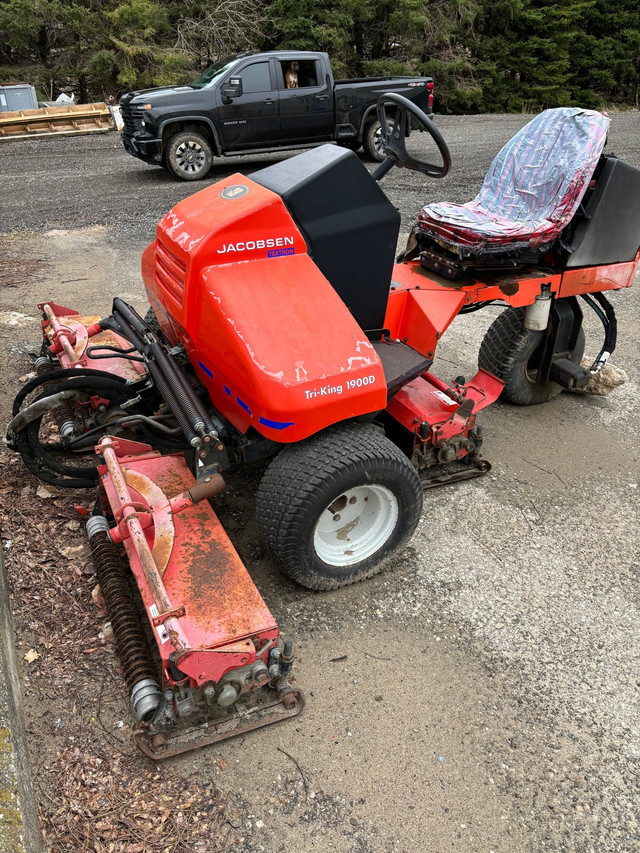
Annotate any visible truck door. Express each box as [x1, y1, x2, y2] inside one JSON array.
[[277, 58, 334, 143], [217, 59, 279, 149]]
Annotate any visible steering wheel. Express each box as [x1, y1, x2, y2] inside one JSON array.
[[375, 92, 451, 178]]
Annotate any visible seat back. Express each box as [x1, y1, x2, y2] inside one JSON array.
[[477, 107, 609, 232], [563, 155, 640, 267]]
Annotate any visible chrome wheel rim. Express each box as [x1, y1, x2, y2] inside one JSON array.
[[175, 140, 206, 174]]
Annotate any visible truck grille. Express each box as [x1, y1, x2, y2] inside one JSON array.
[[119, 104, 137, 135], [155, 242, 186, 305]]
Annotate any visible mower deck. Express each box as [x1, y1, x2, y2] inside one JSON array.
[[93, 438, 303, 758], [99, 446, 277, 671]]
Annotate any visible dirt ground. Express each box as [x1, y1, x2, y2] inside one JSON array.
[[1, 115, 639, 852]]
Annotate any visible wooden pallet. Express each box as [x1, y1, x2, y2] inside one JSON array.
[[0, 102, 114, 139]]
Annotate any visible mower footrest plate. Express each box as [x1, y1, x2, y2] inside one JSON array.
[[371, 339, 433, 399]]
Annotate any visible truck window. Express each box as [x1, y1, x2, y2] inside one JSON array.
[[239, 62, 272, 94], [191, 56, 237, 89], [279, 60, 320, 89]]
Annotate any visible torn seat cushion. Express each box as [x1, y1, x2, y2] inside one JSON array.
[[417, 108, 609, 257]]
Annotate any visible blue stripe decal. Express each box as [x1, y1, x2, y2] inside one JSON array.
[[224, 385, 232, 396], [259, 416, 295, 431], [236, 397, 252, 415], [198, 360, 214, 379]]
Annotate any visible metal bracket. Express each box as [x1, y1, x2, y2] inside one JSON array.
[[151, 606, 186, 627], [537, 296, 587, 387]]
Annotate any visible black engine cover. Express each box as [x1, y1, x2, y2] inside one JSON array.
[[252, 145, 401, 333]]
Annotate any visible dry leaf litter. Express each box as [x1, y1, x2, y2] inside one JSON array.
[[0, 443, 228, 852]]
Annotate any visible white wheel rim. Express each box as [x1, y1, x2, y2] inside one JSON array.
[[313, 484, 398, 567]]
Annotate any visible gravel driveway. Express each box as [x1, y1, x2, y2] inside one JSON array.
[[1, 113, 639, 853]]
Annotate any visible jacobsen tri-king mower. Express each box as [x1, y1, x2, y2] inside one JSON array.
[[8, 97, 640, 758]]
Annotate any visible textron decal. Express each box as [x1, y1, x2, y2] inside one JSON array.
[[268, 247, 295, 258]]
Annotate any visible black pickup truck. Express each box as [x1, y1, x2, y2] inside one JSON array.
[[119, 50, 433, 180]]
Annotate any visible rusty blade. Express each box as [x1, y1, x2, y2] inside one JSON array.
[[131, 689, 305, 760]]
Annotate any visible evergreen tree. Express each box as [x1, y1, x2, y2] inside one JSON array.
[[1, 0, 639, 109], [0, 0, 102, 99], [263, 0, 357, 73], [568, 0, 640, 107]]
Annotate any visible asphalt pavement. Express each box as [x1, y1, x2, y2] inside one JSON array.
[[1, 113, 639, 852]]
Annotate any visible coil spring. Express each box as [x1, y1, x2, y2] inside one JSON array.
[[89, 530, 157, 689], [35, 358, 77, 435]]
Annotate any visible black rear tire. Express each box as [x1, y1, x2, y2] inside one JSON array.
[[164, 131, 213, 181], [478, 306, 585, 405], [256, 422, 423, 590]]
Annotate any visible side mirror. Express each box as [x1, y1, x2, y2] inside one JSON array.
[[221, 77, 243, 104]]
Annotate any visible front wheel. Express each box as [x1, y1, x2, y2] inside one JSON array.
[[256, 423, 423, 589], [363, 120, 386, 162], [164, 131, 213, 181], [478, 307, 585, 405]]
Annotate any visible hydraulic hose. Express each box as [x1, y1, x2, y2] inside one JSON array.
[[581, 292, 617, 373], [7, 389, 88, 437], [109, 299, 218, 444], [11, 367, 128, 418], [113, 298, 217, 435], [105, 307, 199, 446], [65, 414, 185, 450], [11, 375, 137, 489]]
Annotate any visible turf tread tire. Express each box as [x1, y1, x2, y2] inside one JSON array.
[[256, 422, 423, 590], [478, 306, 585, 405]]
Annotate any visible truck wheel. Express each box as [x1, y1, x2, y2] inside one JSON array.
[[256, 422, 423, 590], [165, 131, 212, 181], [363, 120, 386, 162], [478, 307, 585, 405]]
